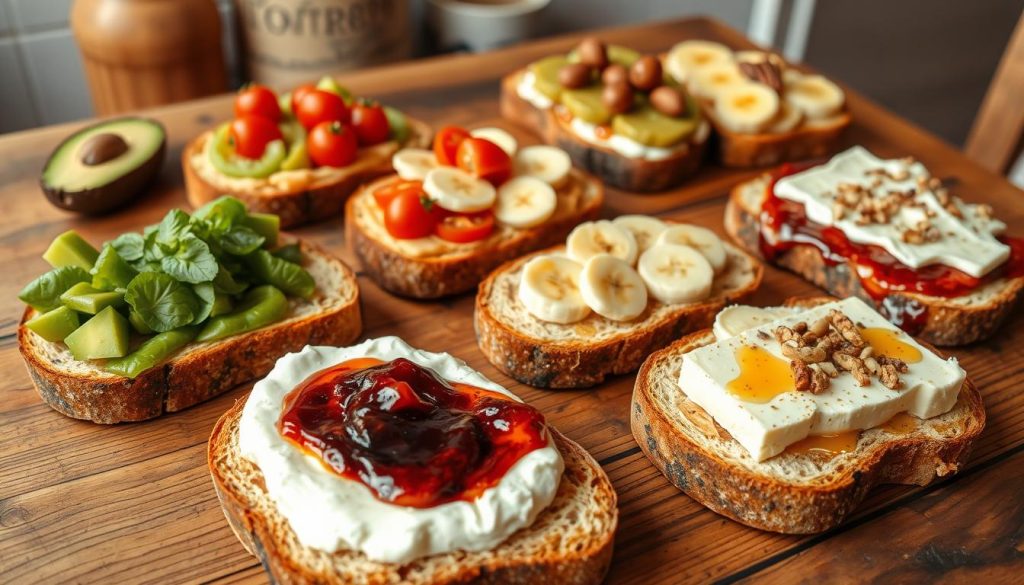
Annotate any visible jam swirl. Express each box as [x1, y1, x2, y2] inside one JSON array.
[[277, 357, 549, 508]]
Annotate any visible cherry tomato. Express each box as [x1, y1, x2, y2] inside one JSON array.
[[373, 179, 424, 209], [433, 126, 471, 166], [435, 210, 495, 243], [384, 191, 444, 239], [307, 121, 358, 168], [234, 84, 281, 122], [456, 137, 512, 185], [229, 115, 284, 159], [296, 89, 350, 130], [291, 83, 317, 116], [351, 101, 391, 146]]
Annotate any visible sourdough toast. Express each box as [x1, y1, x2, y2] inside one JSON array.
[[707, 111, 850, 168]]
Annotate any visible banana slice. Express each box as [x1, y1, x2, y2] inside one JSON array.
[[579, 255, 648, 321], [514, 145, 572, 188], [656, 224, 727, 274], [665, 40, 735, 83], [637, 243, 713, 305], [735, 50, 769, 64], [713, 305, 798, 340], [612, 215, 668, 254], [784, 73, 844, 120], [713, 82, 780, 134], [423, 167, 496, 213], [471, 127, 518, 156], [690, 62, 746, 100], [767, 101, 804, 133], [495, 176, 556, 229], [566, 220, 638, 265], [392, 148, 437, 181], [518, 255, 591, 324]]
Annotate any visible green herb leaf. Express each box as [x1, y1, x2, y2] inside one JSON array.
[[245, 249, 315, 299], [191, 282, 216, 324], [124, 272, 200, 332], [192, 196, 247, 234], [156, 209, 192, 247], [160, 235, 219, 284], [110, 233, 145, 262], [220, 225, 265, 256], [212, 263, 249, 295], [18, 266, 91, 311]]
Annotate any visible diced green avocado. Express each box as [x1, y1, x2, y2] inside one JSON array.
[[91, 244, 137, 291], [612, 105, 698, 148], [316, 76, 354, 105], [64, 306, 129, 360], [40, 117, 166, 215], [528, 56, 569, 102], [566, 45, 640, 68], [60, 281, 125, 314], [384, 106, 409, 144], [210, 293, 234, 317], [129, 309, 153, 335], [25, 306, 80, 342], [242, 213, 280, 248], [562, 86, 613, 125], [43, 230, 99, 270]]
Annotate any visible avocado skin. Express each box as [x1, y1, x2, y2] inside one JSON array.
[[40, 117, 167, 215]]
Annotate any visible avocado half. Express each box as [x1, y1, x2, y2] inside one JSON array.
[[41, 117, 167, 215]]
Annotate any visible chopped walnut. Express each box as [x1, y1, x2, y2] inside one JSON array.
[[738, 59, 783, 94]]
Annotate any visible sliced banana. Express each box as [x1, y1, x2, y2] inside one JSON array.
[[656, 224, 727, 274], [637, 243, 713, 305], [713, 82, 780, 134], [579, 255, 648, 321], [495, 176, 556, 229], [566, 220, 638, 266], [514, 145, 572, 188], [423, 166, 496, 213], [470, 127, 518, 156], [518, 255, 591, 324], [713, 305, 798, 340], [735, 50, 769, 64], [665, 40, 735, 83], [689, 62, 746, 100], [784, 73, 844, 120], [392, 148, 437, 181], [612, 215, 668, 254], [767, 101, 804, 134]]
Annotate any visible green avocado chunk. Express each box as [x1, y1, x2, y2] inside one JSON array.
[[104, 326, 199, 378], [43, 230, 100, 270], [528, 55, 569, 102], [562, 86, 613, 125], [60, 281, 125, 314], [91, 244, 137, 291], [242, 213, 280, 248], [64, 306, 129, 360], [612, 104, 699, 147], [25, 306, 80, 342]]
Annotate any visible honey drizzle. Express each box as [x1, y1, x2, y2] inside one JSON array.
[[785, 430, 860, 457], [860, 327, 923, 363], [725, 345, 795, 404], [880, 411, 919, 434]]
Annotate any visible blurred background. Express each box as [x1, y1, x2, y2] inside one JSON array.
[[0, 0, 1019, 154]]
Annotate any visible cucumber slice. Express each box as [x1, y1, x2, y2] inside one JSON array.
[[43, 230, 100, 270], [612, 106, 698, 147], [562, 86, 613, 125], [528, 56, 569, 102], [25, 306, 80, 342], [64, 306, 129, 360]]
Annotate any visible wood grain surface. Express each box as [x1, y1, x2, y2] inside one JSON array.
[[1, 17, 1023, 585]]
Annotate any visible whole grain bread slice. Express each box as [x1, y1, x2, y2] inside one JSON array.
[[724, 175, 1024, 345], [500, 71, 709, 193], [630, 296, 985, 534], [474, 239, 763, 389], [183, 117, 432, 228], [18, 240, 362, 424], [208, 399, 618, 585], [346, 170, 603, 299], [704, 109, 850, 168]]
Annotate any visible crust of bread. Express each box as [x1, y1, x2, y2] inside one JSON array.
[[474, 239, 763, 389], [183, 118, 432, 228], [500, 71, 708, 193], [706, 108, 851, 168], [208, 399, 618, 585], [724, 175, 1024, 345], [18, 240, 362, 424], [631, 295, 986, 534], [346, 172, 604, 299]]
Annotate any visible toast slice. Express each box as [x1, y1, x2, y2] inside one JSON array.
[[705, 108, 850, 168], [18, 240, 362, 424], [183, 117, 432, 228], [209, 399, 618, 584], [475, 239, 763, 389], [631, 296, 985, 534], [724, 175, 1024, 345], [346, 170, 604, 299], [500, 71, 709, 193]]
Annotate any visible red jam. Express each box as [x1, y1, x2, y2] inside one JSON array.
[[759, 163, 1024, 333], [277, 357, 549, 508]]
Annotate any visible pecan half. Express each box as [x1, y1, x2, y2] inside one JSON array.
[[738, 60, 783, 94]]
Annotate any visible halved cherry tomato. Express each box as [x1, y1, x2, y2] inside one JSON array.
[[308, 121, 358, 168], [229, 115, 284, 159], [433, 126, 471, 166], [456, 137, 512, 186], [351, 101, 391, 146], [291, 83, 317, 116], [384, 191, 444, 239], [296, 89, 350, 130], [435, 210, 495, 243], [373, 179, 424, 209], [235, 84, 281, 122]]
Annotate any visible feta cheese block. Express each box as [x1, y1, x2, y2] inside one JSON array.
[[679, 297, 966, 461]]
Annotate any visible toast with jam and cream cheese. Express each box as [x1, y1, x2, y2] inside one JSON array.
[[631, 296, 985, 534]]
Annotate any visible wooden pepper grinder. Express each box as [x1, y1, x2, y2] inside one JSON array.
[[71, 0, 228, 116]]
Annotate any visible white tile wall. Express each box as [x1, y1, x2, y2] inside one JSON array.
[[18, 29, 90, 124], [7, 0, 71, 31], [0, 2, 10, 35], [0, 38, 37, 133]]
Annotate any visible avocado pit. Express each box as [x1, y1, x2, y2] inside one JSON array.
[[80, 133, 129, 166]]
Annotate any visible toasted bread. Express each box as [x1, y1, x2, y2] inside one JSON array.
[[346, 170, 604, 299], [18, 240, 361, 424], [705, 109, 850, 168], [724, 175, 1024, 345], [500, 71, 709, 193], [183, 118, 432, 228], [208, 399, 618, 584], [474, 239, 763, 389], [631, 296, 985, 534]]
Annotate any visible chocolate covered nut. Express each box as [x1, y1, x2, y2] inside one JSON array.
[[629, 55, 663, 91], [601, 63, 629, 86], [559, 63, 593, 89], [577, 37, 609, 70], [602, 82, 633, 114], [650, 86, 686, 117]]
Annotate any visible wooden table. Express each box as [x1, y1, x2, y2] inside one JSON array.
[[2, 17, 1023, 584]]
